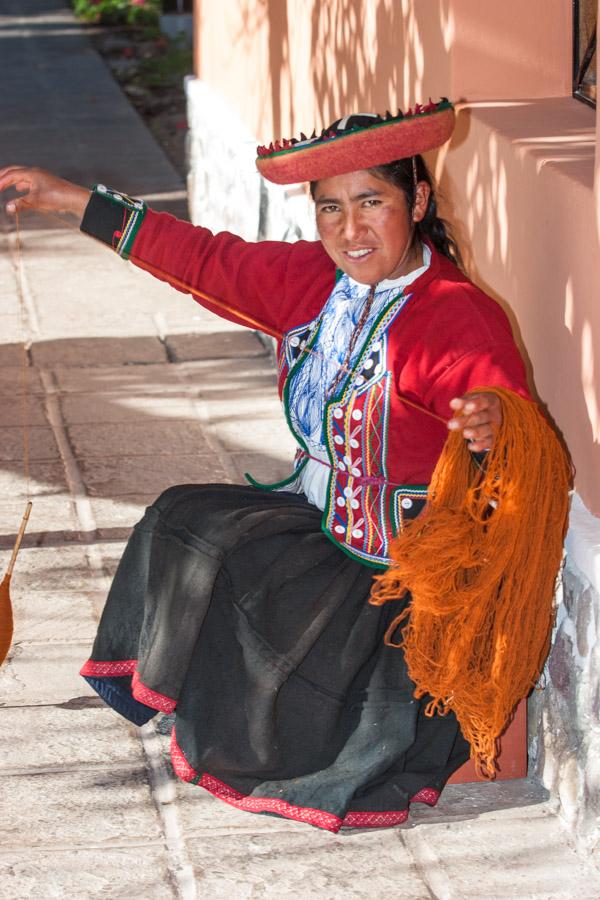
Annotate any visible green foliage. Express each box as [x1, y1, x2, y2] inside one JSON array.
[[134, 38, 192, 88], [72, 0, 160, 27]]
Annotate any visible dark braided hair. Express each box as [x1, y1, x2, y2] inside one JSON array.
[[310, 154, 462, 269], [368, 155, 462, 268]]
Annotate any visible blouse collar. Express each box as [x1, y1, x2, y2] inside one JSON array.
[[347, 243, 432, 293]]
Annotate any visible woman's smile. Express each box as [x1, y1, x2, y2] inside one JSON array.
[[343, 247, 375, 261]]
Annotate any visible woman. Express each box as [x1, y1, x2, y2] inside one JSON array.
[[0, 101, 530, 832]]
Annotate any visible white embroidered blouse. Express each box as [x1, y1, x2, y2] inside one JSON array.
[[286, 244, 432, 510]]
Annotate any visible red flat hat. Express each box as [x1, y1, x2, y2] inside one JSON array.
[[256, 100, 455, 185]]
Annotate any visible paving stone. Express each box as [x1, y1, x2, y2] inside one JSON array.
[[0, 706, 143, 772], [0, 366, 44, 397], [0, 847, 175, 900], [31, 336, 167, 368], [160, 307, 242, 332], [165, 329, 267, 361], [0, 317, 23, 347], [175, 776, 300, 836], [1, 769, 163, 849], [0, 393, 48, 425], [186, 828, 428, 899], [407, 803, 600, 898], [197, 390, 284, 423], [68, 421, 212, 458], [200, 397, 286, 428], [94, 540, 130, 579], [9, 590, 100, 644], [229, 451, 296, 486], [0, 254, 17, 292], [29, 284, 183, 344], [88, 495, 152, 531], [179, 356, 280, 395], [0, 495, 76, 538], [0, 544, 92, 593], [30, 293, 167, 340], [60, 392, 198, 425], [0, 461, 68, 497], [79, 454, 232, 497], [212, 418, 296, 456], [0, 426, 60, 461], [0, 642, 96, 707], [54, 363, 184, 394], [407, 778, 549, 825]]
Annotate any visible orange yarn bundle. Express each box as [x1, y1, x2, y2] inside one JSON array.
[[370, 387, 572, 776]]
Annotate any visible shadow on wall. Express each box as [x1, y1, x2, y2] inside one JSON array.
[[309, 0, 445, 127], [235, 0, 293, 141], [267, 0, 293, 141], [236, 0, 452, 136], [437, 102, 600, 512]]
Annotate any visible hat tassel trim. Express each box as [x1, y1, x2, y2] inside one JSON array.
[[256, 98, 450, 158]]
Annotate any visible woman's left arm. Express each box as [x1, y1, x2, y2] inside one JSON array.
[[447, 392, 502, 452]]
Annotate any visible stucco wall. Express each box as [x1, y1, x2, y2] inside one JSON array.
[[194, 0, 571, 139]]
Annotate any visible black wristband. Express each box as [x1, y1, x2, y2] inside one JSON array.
[[80, 185, 146, 260]]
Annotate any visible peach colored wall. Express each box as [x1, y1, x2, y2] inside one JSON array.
[[192, 0, 600, 512], [450, 0, 572, 101], [194, 0, 572, 140]]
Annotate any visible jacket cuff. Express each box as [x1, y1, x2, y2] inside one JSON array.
[[80, 185, 147, 260]]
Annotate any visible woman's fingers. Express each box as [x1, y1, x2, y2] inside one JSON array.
[[0, 166, 36, 191], [0, 166, 39, 213], [447, 392, 502, 451], [0, 166, 90, 218], [0, 165, 30, 187], [0, 166, 29, 213]]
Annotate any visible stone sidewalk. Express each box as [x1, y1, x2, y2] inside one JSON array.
[[1, 2, 600, 898]]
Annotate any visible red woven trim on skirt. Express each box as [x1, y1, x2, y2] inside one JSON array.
[[79, 659, 177, 714], [80, 658, 137, 677], [170, 729, 440, 833], [131, 670, 177, 713]]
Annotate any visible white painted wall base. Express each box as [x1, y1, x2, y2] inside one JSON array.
[[529, 492, 600, 862], [185, 77, 316, 243]]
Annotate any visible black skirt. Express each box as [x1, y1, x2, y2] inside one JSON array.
[[81, 484, 469, 832]]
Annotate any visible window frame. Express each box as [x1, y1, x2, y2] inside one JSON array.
[[573, 0, 597, 108]]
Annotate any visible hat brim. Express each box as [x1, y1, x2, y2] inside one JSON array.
[[256, 106, 455, 185]]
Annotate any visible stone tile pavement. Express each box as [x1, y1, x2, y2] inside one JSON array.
[[1, 2, 600, 898]]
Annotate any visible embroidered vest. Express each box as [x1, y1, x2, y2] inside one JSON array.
[[246, 294, 428, 569]]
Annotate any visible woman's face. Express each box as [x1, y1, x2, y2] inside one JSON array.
[[313, 169, 430, 285]]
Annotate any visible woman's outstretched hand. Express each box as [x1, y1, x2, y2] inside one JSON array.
[[0, 166, 90, 220], [448, 392, 502, 452]]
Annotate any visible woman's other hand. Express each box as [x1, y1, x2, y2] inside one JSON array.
[[0, 166, 90, 220], [447, 392, 502, 452]]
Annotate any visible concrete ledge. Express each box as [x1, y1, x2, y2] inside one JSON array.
[[466, 97, 595, 189]]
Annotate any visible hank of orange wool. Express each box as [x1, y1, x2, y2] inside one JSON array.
[[369, 388, 572, 777]]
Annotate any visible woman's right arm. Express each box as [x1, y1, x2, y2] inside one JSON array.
[[124, 201, 333, 336], [0, 167, 335, 336]]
